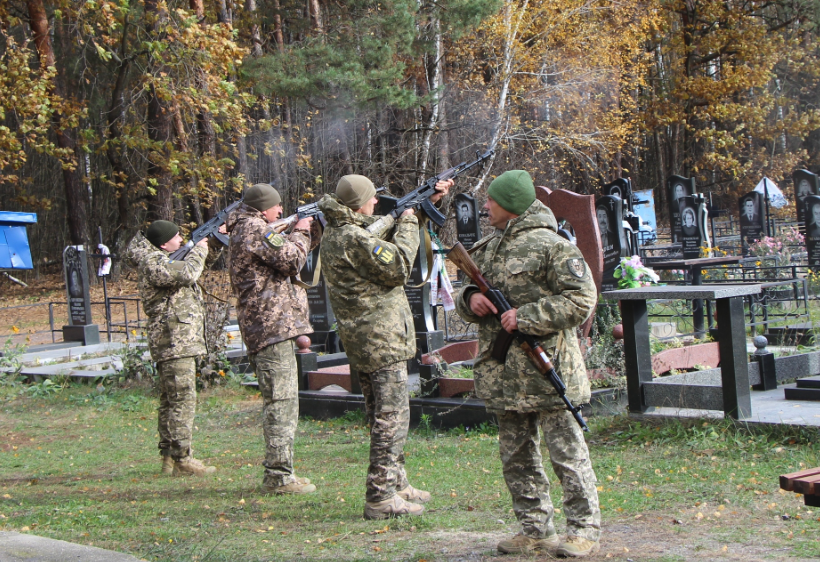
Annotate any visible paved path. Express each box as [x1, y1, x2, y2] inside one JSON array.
[[0, 532, 145, 561]]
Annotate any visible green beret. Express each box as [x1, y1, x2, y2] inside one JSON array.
[[336, 175, 376, 210], [487, 170, 536, 216], [244, 183, 282, 212], [146, 220, 179, 249]]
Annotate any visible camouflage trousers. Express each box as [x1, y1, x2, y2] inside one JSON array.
[[356, 362, 410, 502], [250, 339, 299, 488], [496, 408, 601, 541], [157, 357, 197, 460]]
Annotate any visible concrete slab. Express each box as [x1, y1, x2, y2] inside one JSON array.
[[636, 383, 820, 427], [0, 531, 145, 561]]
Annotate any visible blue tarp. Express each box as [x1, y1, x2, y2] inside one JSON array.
[[0, 212, 38, 270]]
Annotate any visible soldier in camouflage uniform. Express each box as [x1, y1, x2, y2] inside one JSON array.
[[226, 183, 316, 494], [454, 170, 601, 558], [318, 175, 451, 519], [125, 220, 217, 477]]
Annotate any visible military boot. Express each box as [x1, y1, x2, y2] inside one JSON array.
[[397, 484, 430, 504], [161, 455, 175, 475], [363, 496, 424, 520], [556, 536, 600, 558], [173, 457, 216, 476], [262, 477, 316, 495], [497, 533, 560, 554]]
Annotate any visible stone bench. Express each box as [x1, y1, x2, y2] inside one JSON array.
[[780, 467, 820, 507]]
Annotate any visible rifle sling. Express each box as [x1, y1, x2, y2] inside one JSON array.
[[292, 254, 322, 289]]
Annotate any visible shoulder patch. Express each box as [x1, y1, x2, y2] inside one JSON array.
[[264, 231, 285, 248], [372, 244, 395, 264], [167, 259, 187, 271], [567, 258, 586, 279]]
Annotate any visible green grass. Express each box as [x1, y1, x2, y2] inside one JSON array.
[[1, 383, 819, 561]]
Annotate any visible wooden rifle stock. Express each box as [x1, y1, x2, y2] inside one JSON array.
[[447, 242, 589, 431]]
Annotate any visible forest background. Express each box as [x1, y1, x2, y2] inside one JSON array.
[[3, 0, 820, 267]]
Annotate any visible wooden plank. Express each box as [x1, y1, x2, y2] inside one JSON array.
[[780, 467, 820, 491], [793, 474, 820, 496]]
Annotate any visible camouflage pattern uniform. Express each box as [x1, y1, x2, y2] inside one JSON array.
[[125, 232, 208, 461], [454, 199, 601, 542], [317, 194, 418, 502], [225, 202, 312, 488]]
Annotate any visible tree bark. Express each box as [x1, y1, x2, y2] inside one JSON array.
[[26, 0, 89, 245]]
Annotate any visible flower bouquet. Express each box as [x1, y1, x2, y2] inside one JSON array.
[[613, 255, 660, 289]]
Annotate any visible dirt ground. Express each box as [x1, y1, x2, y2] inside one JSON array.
[[0, 270, 233, 347]]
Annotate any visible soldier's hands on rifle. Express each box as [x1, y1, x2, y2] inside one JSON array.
[[468, 293, 518, 333], [294, 216, 313, 231], [430, 179, 454, 204], [196, 238, 209, 249]]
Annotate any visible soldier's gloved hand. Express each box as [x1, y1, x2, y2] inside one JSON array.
[[294, 216, 313, 231], [469, 293, 498, 317]]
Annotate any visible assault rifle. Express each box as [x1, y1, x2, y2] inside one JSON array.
[[169, 199, 243, 261], [367, 148, 494, 237], [446, 242, 589, 431], [270, 187, 388, 234]]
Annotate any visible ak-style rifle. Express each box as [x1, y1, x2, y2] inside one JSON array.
[[169, 199, 243, 261], [367, 149, 494, 237], [447, 242, 589, 431]]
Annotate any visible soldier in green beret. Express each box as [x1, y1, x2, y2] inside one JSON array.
[[318, 174, 452, 519], [125, 220, 218, 476], [455, 170, 601, 558]]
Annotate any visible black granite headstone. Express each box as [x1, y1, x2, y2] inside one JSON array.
[[299, 246, 335, 332], [454, 193, 481, 249], [679, 195, 708, 258], [793, 169, 819, 234], [739, 191, 765, 253], [62, 245, 100, 345], [667, 176, 696, 243], [604, 178, 633, 212], [597, 195, 627, 291], [805, 195, 820, 273]]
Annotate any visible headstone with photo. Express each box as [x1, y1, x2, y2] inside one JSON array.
[[678, 195, 709, 259], [667, 176, 696, 243], [596, 195, 627, 291], [738, 191, 766, 253], [62, 245, 100, 345], [454, 193, 481, 249], [805, 195, 820, 273], [603, 178, 633, 212], [793, 169, 819, 234]]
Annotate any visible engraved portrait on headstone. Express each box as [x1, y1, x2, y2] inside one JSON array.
[[603, 178, 633, 212], [596, 195, 626, 275], [454, 193, 481, 249], [805, 195, 820, 273], [679, 196, 707, 259], [63, 246, 91, 325], [739, 191, 765, 251], [793, 169, 819, 232], [667, 176, 695, 242]]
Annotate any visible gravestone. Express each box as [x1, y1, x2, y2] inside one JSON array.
[[603, 178, 633, 212], [793, 169, 819, 234], [678, 195, 709, 259], [299, 245, 339, 352], [454, 193, 481, 249], [596, 195, 627, 291], [667, 176, 696, 242], [805, 195, 820, 273], [62, 245, 100, 345], [738, 191, 766, 253]]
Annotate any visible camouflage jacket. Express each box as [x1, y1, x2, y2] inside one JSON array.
[[454, 200, 597, 412], [125, 232, 208, 363], [226, 202, 312, 355], [317, 194, 418, 374]]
